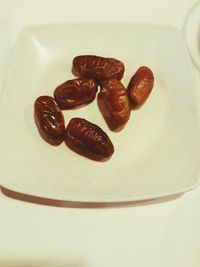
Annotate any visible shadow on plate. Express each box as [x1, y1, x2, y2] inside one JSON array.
[[1, 186, 184, 209]]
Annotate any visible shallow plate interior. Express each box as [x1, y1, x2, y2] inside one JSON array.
[[0, 22, 200, 203]]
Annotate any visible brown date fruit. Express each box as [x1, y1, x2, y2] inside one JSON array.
[[72, 55, 125, 84], [127, 66, 154, 109], [54, 78, 98, 109], [34, 96, 65, 145], [65, 118, 114, 161], [98, 79, 131, 131]]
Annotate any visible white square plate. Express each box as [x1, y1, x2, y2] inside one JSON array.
[[1, 23, 200, 203]]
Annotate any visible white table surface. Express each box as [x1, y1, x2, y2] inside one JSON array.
[[0, 1, 200, 266]]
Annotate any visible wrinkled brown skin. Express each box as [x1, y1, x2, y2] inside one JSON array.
[[127, 66, 154, 109], [54, 78, 98, 109], [98, 79, 131, 131], [72, 55, 125, 84], [34, 96, 65, 145], [65, 118, 114, 161]]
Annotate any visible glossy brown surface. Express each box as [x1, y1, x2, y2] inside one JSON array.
[[34, 96, 65, 145], [72, 55, 125, 83], [127, 66, 154, 109], [65, 118, 114, 161], [98, 79, 131, 131], [54, 78, 98, 109]]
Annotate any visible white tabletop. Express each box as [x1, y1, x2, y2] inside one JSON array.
[[0, 1, 200, 266]]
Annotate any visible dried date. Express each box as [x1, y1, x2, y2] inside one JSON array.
[[72, 55, 124, 83], [98, 79, 131, 131], [127, 66, 154, 109], [65, 118, 114, 160], [34, 96, 65, 145], [54, 78, 97, 109]]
